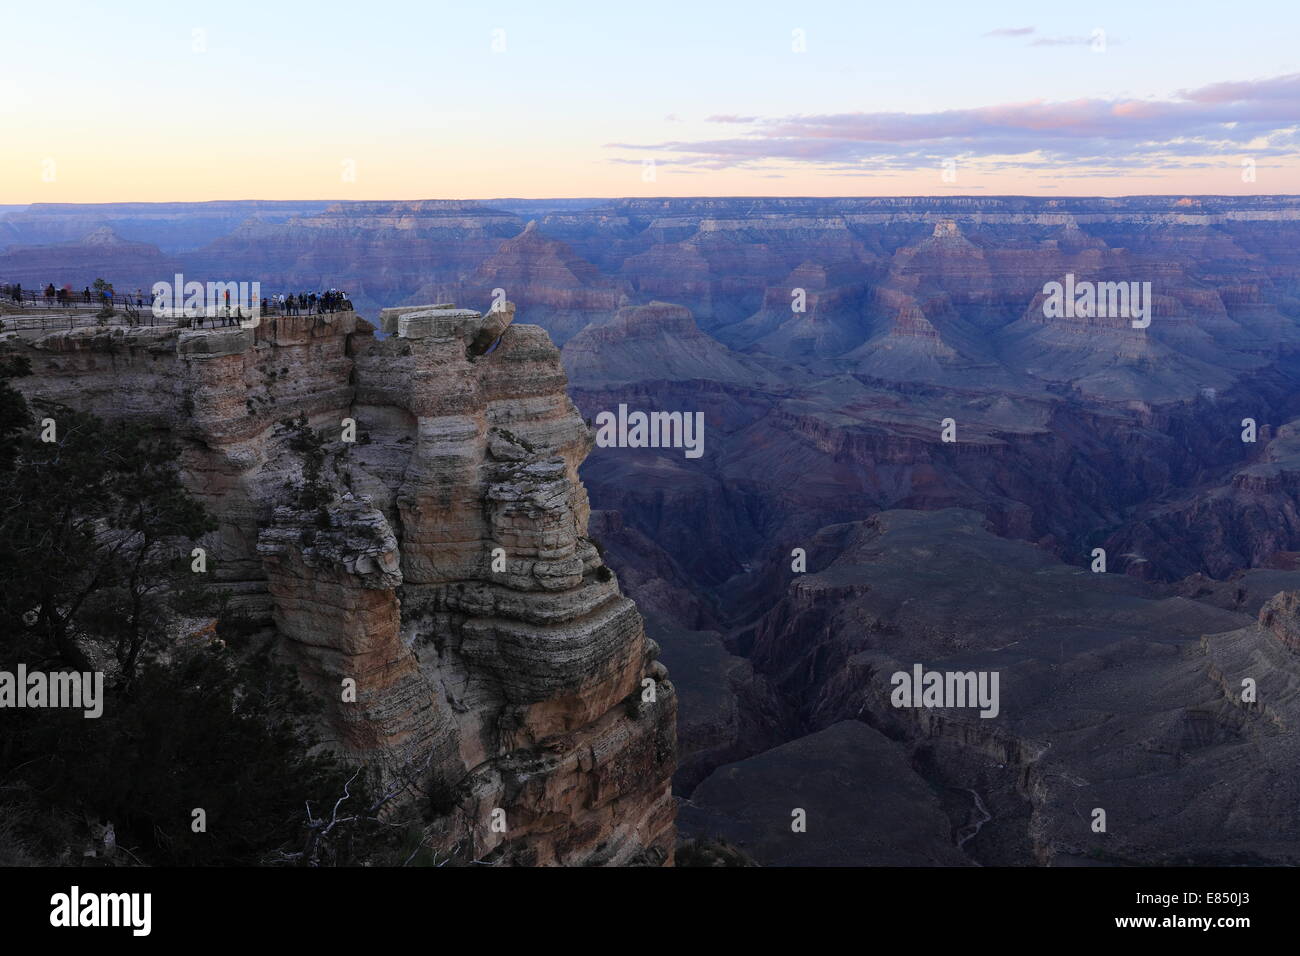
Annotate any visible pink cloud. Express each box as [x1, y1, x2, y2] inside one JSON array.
[[608, 74, 1300, 173], [1179, 73, 1300, 104]]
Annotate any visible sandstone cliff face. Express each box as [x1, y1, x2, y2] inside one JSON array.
[[423, 222, 630, 346], [2, 305, 676, 866]]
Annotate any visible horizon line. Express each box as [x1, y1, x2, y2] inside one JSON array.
[[5, 193, 1300, 208]]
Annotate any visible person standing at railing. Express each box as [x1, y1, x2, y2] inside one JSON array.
[[10, 284, 20, 304], [44, 283, 55, 308]]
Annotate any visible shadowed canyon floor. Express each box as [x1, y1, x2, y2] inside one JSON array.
[[698, 509, 1300, 866]]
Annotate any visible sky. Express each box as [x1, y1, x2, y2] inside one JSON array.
[[2, 0, 1298, 201]]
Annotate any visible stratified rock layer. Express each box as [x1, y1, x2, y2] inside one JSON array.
[[3, 306, 676, 866]]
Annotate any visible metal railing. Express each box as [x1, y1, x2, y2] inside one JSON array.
[[2, 287, 144, 311]]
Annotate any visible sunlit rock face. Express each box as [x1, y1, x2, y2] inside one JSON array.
[[2, 305, 677, 867]]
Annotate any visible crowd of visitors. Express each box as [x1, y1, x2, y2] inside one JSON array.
[[264, 289, 351, 315], [2, 281, 354, 321]]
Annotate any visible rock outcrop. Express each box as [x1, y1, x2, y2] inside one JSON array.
[[700, 508, 1300, 865], [2, 304, 676, 866], [1260, 590, 1300, 654], [562, 301, 766, 387]]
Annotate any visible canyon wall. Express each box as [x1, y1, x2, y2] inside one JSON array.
[[2, 307, 676, 866]]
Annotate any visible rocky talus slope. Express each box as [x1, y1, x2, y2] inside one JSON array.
[[2, 305, 676, 866]]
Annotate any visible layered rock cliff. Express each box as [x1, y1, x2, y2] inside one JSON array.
[[1, 304, 676, 866]]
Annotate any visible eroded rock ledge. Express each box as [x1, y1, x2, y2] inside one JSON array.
[[3, 306, 676, 866]]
